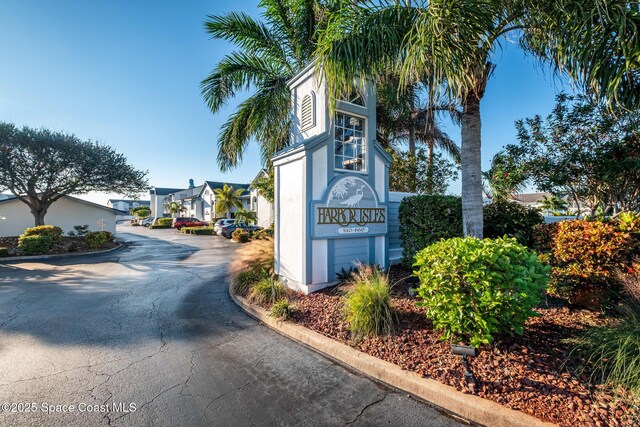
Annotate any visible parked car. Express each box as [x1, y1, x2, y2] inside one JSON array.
[[213, 218, 235, 235], [141, 217, 155, 227], [171, 217, 208, 230], [220, 223, 262, 239]]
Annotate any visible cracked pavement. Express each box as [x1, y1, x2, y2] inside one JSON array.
[[0, 225, 463, 426]]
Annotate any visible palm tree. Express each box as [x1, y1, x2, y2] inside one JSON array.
[[201, 0, 331, 171], [540, 195, 568, 215], [316, 0, 640, 237], [234, 209, 258, 225], [214, 184, 245, 218], [376, 76, 461, 193], [167, 201, 186, 217]]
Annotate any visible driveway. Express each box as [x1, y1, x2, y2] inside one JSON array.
[[0, 225, 463, 426]]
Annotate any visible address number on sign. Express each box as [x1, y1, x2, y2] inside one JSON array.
[[337, 227, 369, 235]]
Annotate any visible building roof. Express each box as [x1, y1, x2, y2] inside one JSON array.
[[166, 185, 204, 201], [108, 199, 150, 205], [0, 195, 127, 214], [150, 187, 184, 196], [510, 192, 552, 204], [200, 181, 250, 197]]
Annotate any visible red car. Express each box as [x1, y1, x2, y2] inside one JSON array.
[[171, 217, 208, 229]]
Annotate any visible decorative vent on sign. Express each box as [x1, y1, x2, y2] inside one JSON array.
[[301, 92, 315, 130]]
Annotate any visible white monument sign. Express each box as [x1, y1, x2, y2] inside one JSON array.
[[272, 62, 391, 294]]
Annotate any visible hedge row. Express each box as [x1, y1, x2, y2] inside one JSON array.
[[181, 226, 215, 235], [399, 196, 543, 266], [399, 196, 463, 267]]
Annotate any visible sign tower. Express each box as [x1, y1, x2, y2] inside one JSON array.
[[272, 63, 391, 294]]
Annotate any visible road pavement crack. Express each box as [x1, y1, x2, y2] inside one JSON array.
[[345, 391, 390, 425], [201, 378, 259, 417]]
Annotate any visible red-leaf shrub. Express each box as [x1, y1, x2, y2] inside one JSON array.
[[548, 220, 637, 307]]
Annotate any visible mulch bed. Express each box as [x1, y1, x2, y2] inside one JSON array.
[[266, 265, 639, 427], [0, 236, 118, 257]]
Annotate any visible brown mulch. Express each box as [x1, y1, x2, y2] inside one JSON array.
[[278, 266, 640, 427], [0, 236, 118, 257]]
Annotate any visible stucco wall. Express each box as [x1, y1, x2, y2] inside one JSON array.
[[0, 197, 118, 237], [290, 71, 328, 144], [275, 157, 306, 288], [250, 189, 273, 229], [150, 194, 166, 217]]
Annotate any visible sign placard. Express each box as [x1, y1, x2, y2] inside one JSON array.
[[311, 176, 387, 239]]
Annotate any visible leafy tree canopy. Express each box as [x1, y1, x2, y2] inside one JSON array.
[[505, 93, 640, 215], [0, 122, 148, 225], [252, 169, 274, 204], [389, 148, 459, 195]]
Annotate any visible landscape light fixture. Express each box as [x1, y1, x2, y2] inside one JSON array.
[[451, 344, 479, 386]]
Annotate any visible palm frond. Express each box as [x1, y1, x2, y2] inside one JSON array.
[[216, 79, 290, 171], [204, 11, 289, 67], [316, 1, 416, 106], [520, 0, 640, 110], [201, 51, 287, 113]]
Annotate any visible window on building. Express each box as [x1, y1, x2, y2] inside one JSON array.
[[301, 92, 315, 130], [334, 112, 365, 172], [340, 88, 365, 106]]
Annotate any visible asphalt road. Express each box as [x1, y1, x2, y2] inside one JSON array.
[[0, 225, 464, 427]]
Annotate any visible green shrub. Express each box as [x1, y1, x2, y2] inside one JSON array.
[[618, 211, 640, 233], [232, 228, 250, 243], [149, 224, 171, 229], [67, 225, 90, 237], [157, 217, 173, 227], [483, 199, 544, 247], [570, 307, 640, 400], [344, 265, 395, 341], [0, 247, 9, 257], [269, 299, 294, 321], [232, 269, 270, 296], [18, 234, 55, 255], [23, 225, 62, 241], [414, 237, 549, 347], [252, 227, 274, 240], [399, 195, 462, 267], [181, 226, 215, 235], [85, 231, 113, 249], [248, 277, 286, 306], [569, 266, 640, 400]]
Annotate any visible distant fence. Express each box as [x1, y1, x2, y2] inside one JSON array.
[[388, 192, 416, 264]]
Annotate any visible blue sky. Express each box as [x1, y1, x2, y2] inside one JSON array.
[[0, 1, 574, 204]]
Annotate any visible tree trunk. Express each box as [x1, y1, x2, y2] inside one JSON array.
[[461, 94, 484, 238], [31, 209, 47, 226], [28, 196, 48, 226], [426, 141, 434, 194]]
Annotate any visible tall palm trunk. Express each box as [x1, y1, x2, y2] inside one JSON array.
[[426, 140, 434, 194], [461, 93, 484, 238], [460, 64, 492, 238]]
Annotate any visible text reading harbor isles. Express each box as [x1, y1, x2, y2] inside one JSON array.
[[316, 207, 386, 227]]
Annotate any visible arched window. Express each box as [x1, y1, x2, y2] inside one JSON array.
[[301, 92, 316, 130]]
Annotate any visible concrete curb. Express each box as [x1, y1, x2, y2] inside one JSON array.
[[0, 243, 125, 263], [229, 287, 556, 427]]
